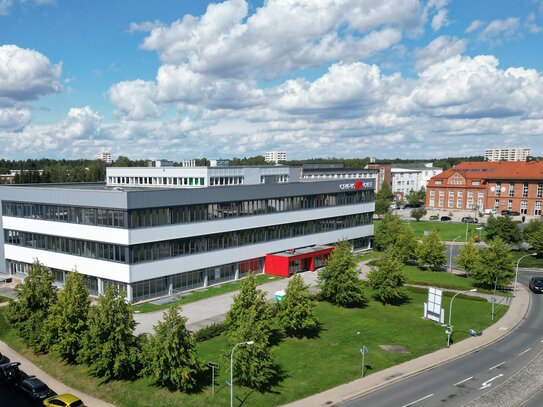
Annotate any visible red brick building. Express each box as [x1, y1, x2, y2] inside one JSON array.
[[426, 161, 543, 216]]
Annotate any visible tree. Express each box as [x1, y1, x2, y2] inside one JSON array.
[[224, 273, 276, 391], [389, 226, 419, 264], [410, 207, 427, 222], [8, 260, 57, 353], [45, 271, 90, 362], [374, 181, 393, 218], [484, 215, 522, 245], [455, 240, 480, 275], [470, 237, 514, 288], [367, 249, 407, 304], [277, 274, 318, 337], [416, 230, 447, 269], [373, 212, 405, 251], [318, 240, 367, 307], [407, 187, 426, 207], [145, 305, 203, 391], [523, 219, 543, 255], [80, 285, 141, 379]]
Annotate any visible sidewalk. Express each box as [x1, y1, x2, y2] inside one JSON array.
[[0, 340, 115, 407], [282, 284, 530, 407]]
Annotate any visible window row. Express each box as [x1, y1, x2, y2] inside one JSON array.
[[4, 212, 372, 265]]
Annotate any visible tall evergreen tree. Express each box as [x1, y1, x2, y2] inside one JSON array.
[[80, 285, 141, 379], [45, 270, 90, 362], [8, 260, 57, 353], [416, 230, 447, 269], [367, 249, 406, 304], [277, 274, 318, 337], [318, 240, 367, 307], [225, 274, 276, 391], [145, 305, 203, 391]]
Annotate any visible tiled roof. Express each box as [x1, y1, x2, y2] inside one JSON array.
[[430, 161, 543, 181]]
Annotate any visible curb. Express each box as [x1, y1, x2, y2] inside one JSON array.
[[282, 284, 531, 407]]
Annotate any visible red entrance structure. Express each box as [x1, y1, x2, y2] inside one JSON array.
[[264, 245, 334, 277]]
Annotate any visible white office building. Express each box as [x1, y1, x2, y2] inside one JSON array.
[[391, 163, 442, 198], [484, 147, 532, 162], [264, 151, 287, 163]]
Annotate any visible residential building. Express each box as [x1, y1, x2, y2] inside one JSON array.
[[425, 161, 543, 216], [264, 151, 287, 163], [0, 166, 374, 302], [97, 150, 112, 164], [484, 147, 532, 162], [390, 163, 442, 199]]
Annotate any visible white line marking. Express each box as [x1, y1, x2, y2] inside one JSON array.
[[401, 394, 434, 407], [489, 362, 505, 370], [519, 348, 532, 356], [479, 374, 504, 390], [454, 376, 473, 386]]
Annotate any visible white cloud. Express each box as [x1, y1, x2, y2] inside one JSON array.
[[525, 13, 542, 33], [0, 107, 30, 131], [0, 0, 54, 15], [465, 19, 484, 33], [431, 8, 448, 31], [108, 80, 160, 120], [57, 106, 101, 140], [478, 17, 521, 43], [0, 45, 62, 103], [415, 35, 466, 72]]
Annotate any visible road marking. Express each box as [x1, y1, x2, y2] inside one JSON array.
[[489, 362, 505, 370], [519, 348, 532, 356], [479, 374, 504, 390], [454, 376, 473, 386], [401, 394, 434, 407]]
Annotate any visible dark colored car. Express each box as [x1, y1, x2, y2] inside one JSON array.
[[16, 377, 55, 401], [501, 210, 520, 216], [0, 362, 24, 384], [440, 216, 452, 221], [461, 216, 478, 223], [0, 352, 9, 365], [529, 277, 543, 293]]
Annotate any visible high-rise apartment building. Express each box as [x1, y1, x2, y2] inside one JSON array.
[[264, 151, 287, 163], [484, 147, 532, 162]]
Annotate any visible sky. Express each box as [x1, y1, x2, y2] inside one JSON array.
[[1, 0, 543, 161]]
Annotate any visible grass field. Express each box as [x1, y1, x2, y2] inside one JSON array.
[[510, 250, 543, 268], [375, 219, 486, 241], [132, 274, 282, 313], [0, 295, 9, 303], [0, 287, 506, 407]]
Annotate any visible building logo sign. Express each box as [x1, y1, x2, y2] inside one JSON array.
[[339, 180, 373, 190]]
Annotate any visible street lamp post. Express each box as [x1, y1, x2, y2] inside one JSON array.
[[447, 288, 477, 347], [230, 341, 254, 407], [449, 236, 462, 273], [514, 253, 538, 297]]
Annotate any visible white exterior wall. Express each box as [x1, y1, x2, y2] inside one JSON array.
[[485, 147, 532, 162]]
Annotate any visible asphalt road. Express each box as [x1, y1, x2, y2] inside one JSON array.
[[341, 272, 543, 407]]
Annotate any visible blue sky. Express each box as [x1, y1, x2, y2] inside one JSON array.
[[1, 0, 543, 161]]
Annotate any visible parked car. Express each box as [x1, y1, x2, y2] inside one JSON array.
[[43, 393, 86, 407], [461, 216, 478, 223], [501, 210, 520, 216], [16, 377, 55, 401], [484, 208, 497, 215], [0, 352, 9, 365], [529, 277, 543, 293], [0, 362, 26, 384], [440, 216, 452, 221]]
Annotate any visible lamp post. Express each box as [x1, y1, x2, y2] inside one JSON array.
[[449, 236, 462, 273], [447, 289, 477, 347], [514, 253, 537, 297], [230, 341, 254, 407]]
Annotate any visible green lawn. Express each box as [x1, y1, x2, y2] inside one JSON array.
[[510, 250, 543, 268], [133, 274, 282, 313], [0, 288, 506, 407], [375, 219, 486, 241], [0, 295, 9, 303]]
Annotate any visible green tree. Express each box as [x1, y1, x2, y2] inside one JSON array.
[[523, 219, 543, 255], [484, 215, 522, 245], [367, 249, 407, 304], [373, 212, 405, 251], [45, 271, 90, 362], [145, 305, 203, 391], [389, 226, 419, 264], [318, 240, 367, 307], [455, 240, 480, 275], [80, 285, 141, 379], [374, 181, 393, 218], [225, 274, 276, 391], [410, 207, 427, 221], [8, 260, 57, 353], [471, 237, 514, 288], [277, 274, 318, 337], [416, 230, 447, 269]]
